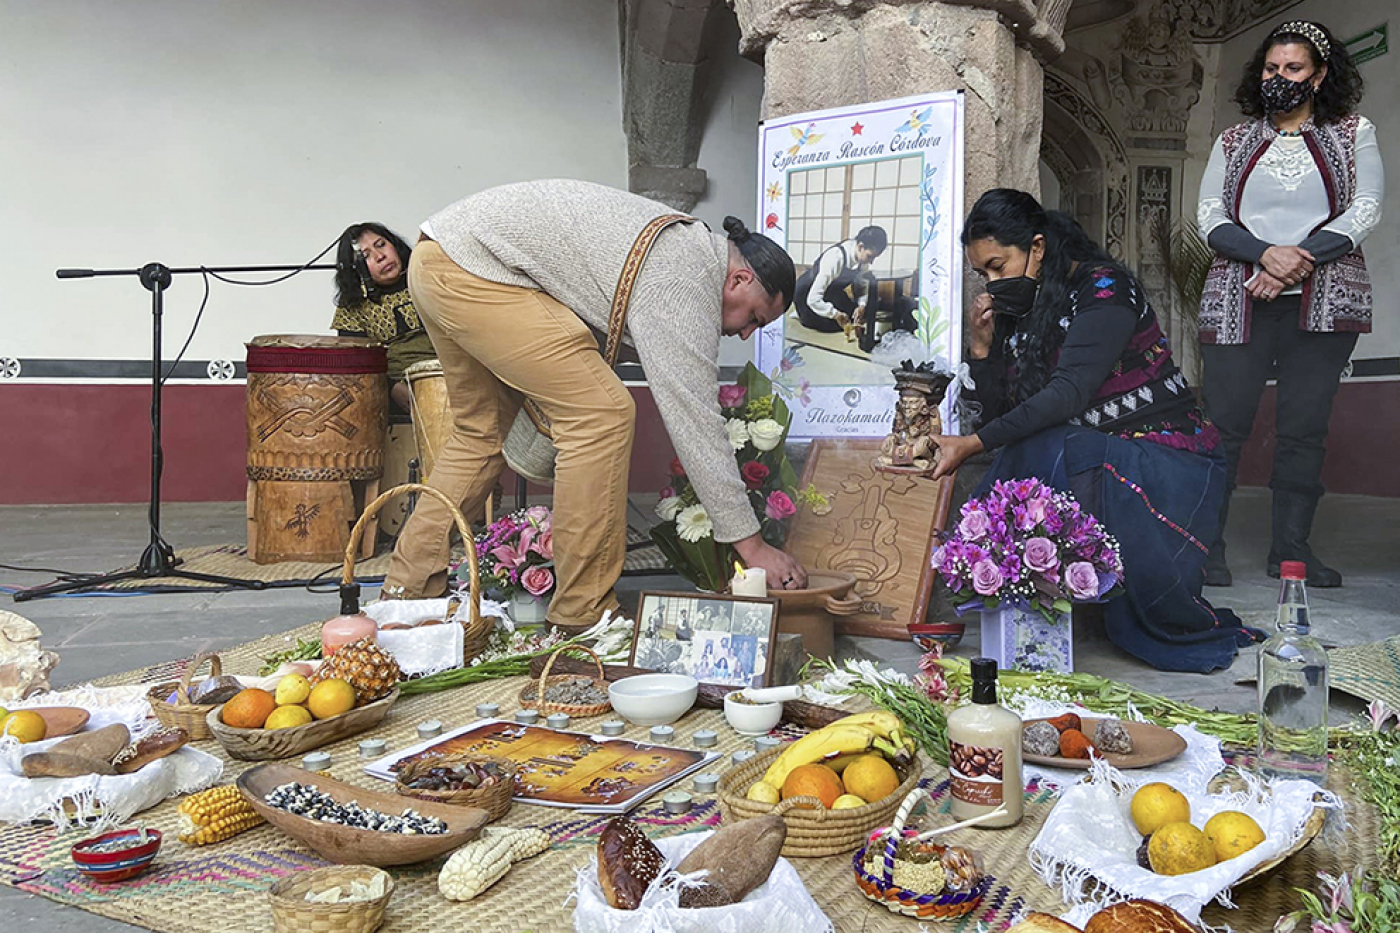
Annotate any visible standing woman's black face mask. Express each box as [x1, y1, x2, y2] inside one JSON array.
[[1260, 73, 1315, 114], [986, 255, 1040, 318]]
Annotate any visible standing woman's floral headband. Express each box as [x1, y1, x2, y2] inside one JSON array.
[[1272, 21, 1331, 60]]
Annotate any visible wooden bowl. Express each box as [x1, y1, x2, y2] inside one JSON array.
[[30, 706, 91, 739], [237, 763, 489, 866], [1021, 716, 1187, 770], [206, 688, 398, 761]]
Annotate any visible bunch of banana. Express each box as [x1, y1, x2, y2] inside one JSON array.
[[757, 710, 917, 790]]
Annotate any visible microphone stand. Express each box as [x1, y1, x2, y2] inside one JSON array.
[[15, 260, 336, 602]]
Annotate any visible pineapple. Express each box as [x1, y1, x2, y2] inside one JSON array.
[[313, 637, 401, 706]]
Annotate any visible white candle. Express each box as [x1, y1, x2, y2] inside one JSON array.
[[731, 566, 768, 597]]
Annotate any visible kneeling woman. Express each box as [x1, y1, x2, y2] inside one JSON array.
[[931, 189, 1255, 673]]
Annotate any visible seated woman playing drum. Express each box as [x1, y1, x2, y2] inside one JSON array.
[[929, 189, 1257, 673], [332, 223, 437, 413]]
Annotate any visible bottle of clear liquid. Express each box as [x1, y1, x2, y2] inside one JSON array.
[[1257, 561, 1328, 783]]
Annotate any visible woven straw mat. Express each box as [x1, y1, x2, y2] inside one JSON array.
[[0, 622, 1381, 933]]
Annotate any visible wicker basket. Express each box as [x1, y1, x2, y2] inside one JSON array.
[[717, 745, 922, 858], [343, 483, 493, 665], [852, 786, 990, 920], [145, 652, 226, 740], [269, 864, 394, 933], [394, 753, 518, 821], [518, 644, 611, 718]]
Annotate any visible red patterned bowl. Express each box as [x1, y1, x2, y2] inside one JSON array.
[[71, 828, 162, 883], [908, 622, 965, 651]]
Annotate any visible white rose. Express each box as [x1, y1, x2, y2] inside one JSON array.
[[748, 418, 784, 452], [675, 504, 714, 543], [725, 418, 750, 451], [655, 496, 683, 522]]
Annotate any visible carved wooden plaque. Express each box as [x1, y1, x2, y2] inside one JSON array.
[[784, 439, 953, 640]]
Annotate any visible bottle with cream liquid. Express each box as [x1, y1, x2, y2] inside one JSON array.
[[945, 657, 1023, 827]]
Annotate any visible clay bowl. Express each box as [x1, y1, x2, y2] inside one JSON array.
[[764, 570, 858, 661], [237, 763, 489, 866], [908, 622, 966, 651], [206, 688, 398, 761], [71, 828, 162, 883], [30, 707, 91, 739]]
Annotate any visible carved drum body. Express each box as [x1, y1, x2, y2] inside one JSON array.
[[245, 335, 387, 564]]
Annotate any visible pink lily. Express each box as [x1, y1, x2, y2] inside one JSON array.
[[1365, 699, 1393, 733], [490, 527, 536, 571]]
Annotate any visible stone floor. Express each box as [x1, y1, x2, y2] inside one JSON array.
[[1, 486, 1396, 930]]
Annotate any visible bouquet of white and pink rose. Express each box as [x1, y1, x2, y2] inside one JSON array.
[[453, 505, 556, 602], [932, 477, 1124, 624]]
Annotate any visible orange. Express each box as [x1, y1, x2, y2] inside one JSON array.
[[221, 688, 277, 729], [842, 754, 900, 804], [264, 705, 314, 730], [1203, 810, 1265, 862], [307, 678, 356, 720], [1, 710, 47, 743], [781, 763, 845, 809], [1131, 782, 1191, 836]]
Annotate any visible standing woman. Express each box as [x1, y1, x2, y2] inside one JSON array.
[[332, 223, 438, 413], [1198, 21, 1383, 587], [930, 189, 1254, 673]]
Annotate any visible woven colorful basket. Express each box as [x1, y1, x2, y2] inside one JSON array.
[[852, 786, 991, 920]]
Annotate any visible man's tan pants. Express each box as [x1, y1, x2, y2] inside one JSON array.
[[386, 239, 633, 627]]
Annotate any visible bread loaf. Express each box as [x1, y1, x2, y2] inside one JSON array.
[[675, 815, 787, 908], [20, 724, 131, 778], [112, 727, 189, 774], [1083, 899, 1201, 933], [597, 817, 667, 910], [1004, 912, 1083, 932]]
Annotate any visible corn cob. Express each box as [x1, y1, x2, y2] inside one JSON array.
[[177, 784, 264, 845]]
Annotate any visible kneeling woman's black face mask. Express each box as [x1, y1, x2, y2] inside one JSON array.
[[986, 265, 1040, 319]]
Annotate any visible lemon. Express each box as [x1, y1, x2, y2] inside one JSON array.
[[745, 781, 781, 805], [1204, 810, 1265, 862], [1131, 782, 1191, 836], [307, 678, 356, 720], [0, 706, 8, 720], [832, 794, 867, 809], [1, 710, 48, 744], [274, 673, 312, 707], [264, 705, 314, 730], [1147, 822, 1217, 875]]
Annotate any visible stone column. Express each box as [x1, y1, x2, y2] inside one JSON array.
[[732, 0, 1065, 207]]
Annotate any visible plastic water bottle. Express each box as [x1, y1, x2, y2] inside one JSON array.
[[1257, 561, 1328, 783]]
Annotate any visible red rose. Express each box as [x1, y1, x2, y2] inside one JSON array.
[[669, 457, 686, 477], [741, 461, 770, 490]]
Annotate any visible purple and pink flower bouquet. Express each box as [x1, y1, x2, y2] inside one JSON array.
[[932, 477, 1124, 624], [452, 505, 556, 603]]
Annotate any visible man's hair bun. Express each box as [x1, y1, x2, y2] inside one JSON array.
[[723, 216, 751, 242]]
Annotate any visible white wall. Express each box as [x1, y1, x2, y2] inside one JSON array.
[[0, 0, 629, 368], [1209, 13, 1398, 363]]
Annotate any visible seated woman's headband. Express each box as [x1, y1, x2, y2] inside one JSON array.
[[1272, 21, 1331, 60]]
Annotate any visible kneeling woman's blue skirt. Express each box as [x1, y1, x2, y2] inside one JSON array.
[[976, 425, 1257, 673]]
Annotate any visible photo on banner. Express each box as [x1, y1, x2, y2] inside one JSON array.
[[754, 92, 965, 440], [629, 591, 780, 689]]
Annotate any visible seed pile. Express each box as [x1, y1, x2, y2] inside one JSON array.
[[264, 783, 448, 834], [402, 760, 505, 791], [542, 678, 607, 706]]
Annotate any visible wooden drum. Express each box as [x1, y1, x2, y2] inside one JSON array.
[[404, 359, 452, 481], [245, 335, 388, 564]]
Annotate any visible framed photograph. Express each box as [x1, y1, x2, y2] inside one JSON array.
[[753, 91, 965, 440], [629, 591, 780, 688]]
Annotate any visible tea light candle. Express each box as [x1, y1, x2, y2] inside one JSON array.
[[732, 749, 756, 766], [358, 739, 386, 760], [692, 729, 718, 748], [416, 720, 443, 740], [546, 713, 571, 730], [600, 720, 626, 736], [754, 735, 781, 753], [476, 703, 500, 719], [515, 709, 539, 725], [692, 773, 720, 794], [662, 791, 693, 814], [650, 725, 675, 743], [301, 751, 331, 773], [730, 564, 768, 597]]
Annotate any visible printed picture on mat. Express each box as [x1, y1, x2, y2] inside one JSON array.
[[630, 591, 779, 688]]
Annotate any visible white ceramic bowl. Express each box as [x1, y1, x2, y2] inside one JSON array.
[[608, 674, 699, 727], [723, 691, 784, 736]]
